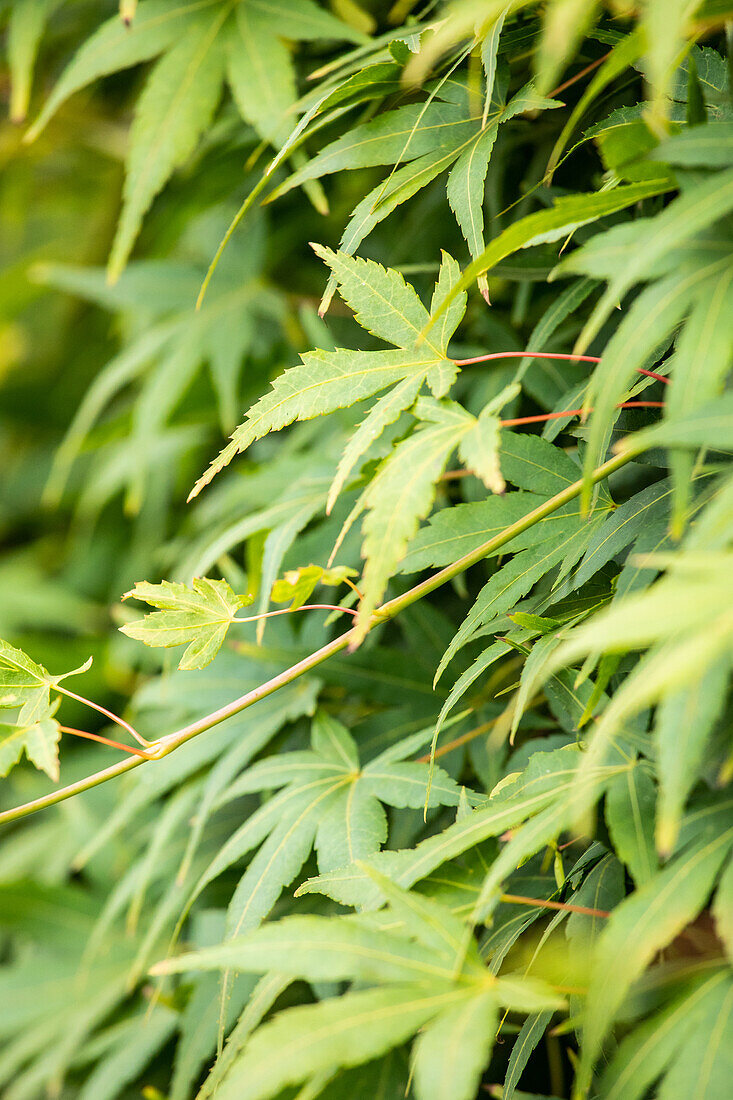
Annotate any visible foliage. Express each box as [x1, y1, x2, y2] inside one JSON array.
[[0, 1, 732, 1098]]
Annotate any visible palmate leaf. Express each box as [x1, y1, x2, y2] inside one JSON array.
[[428, 180, 672, 326], [107, 6, 229, 281], [268, 100, 481, 201], [271, 563, 357, 609], [300, 745, 620, 910], [189, 251, 466, 499], [577, 801, 733, 1093], [154, 884, 561, 1100], [601, 969, 733, 1100], [0, 711, 62, 782], [0, 638, 91, 739], [6, 0, 62, 123], [181, 712, 461, 950], [353, 390, 519, 643], [120, 577, 253, 670], [30, 0, 364, 281]]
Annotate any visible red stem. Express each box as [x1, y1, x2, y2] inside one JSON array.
[[500, 400, 664, 428], [55, 685, 151, 747], [547, 52, 610, 99], [58, 725, 155, 760], [454, 351, 671, 386], [500, 892, 610, 919]]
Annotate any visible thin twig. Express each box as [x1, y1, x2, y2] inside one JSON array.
[[0, 450, 637, 827], [55, 685, 151, 747], [500, 400, 664, 428], [234, 604, 357, 624], [454, 350, 671, 386], [500, 893, 610, 918], [547, 52, 610, 99], [59, 726, 155, 760]]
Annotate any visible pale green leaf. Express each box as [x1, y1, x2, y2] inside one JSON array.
[[605, 766, 657, 886], [327, 374, 425, 512], [108, 8, 228, 280], [600, 970, 732, 1100], [535, 0, 600, 95], [119, 577, 251, 669], [578, 816, 733, 1092], [190, 346, 440, 498], [312, 246, 431, 349], [7, 0, 61, 123], [211, 984, 466, 1100], [577, 167, 733, 354], [25, 0, 205, 141], [428, 181, 671, 334], [0, 715, 61, 782], [354, 418, 466, 642], [655, 656, 730, 854], [412, 992, 497, 1100]]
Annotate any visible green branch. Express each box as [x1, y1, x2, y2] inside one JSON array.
[[0, 449, 633, 827]]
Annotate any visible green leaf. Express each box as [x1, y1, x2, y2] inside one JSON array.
[[574, 480, 674, 589], [77, 1006, 177, 1100], [108, 7, 229, 281], [428, 181, 671, 332], [0, 639, 90, 726], [651, 120, 733, 165], [153, 912, 460, 985], [326, 373, 425, 512], [354, 415, 466, 642], [311, 711, 359, 769], [196, 973, 291, 1100], [312, 246, 432, 350], [576, 167, 733, 353], [578, 813, 733, 1092], [268, 101, 479, 201], [271, 564, 357, 609], [0, 638, 54, 725], [621, 392, 733, 455], [534, 0, 600, 95], [190, 347, 439, 499], [436, 519, 602, 679], [205, 984, 467, 1100], [600, 970, 732, 1100], [300, 747, 614, 910], [655, 656, 730, 854], [225, 4, 296, 147], [0, 713, 62, 781], [458, 388, 519, 493], [25, 0, 204, 141], [412, 992, 498, 1100], [713, 857, 733, 964], [315, 785, 387, 871], [663, 273, 733, 529], [7, 0, 61, 124], [119, 577, 252, 669], [504, 1011, 554, 1100], [400, 492, 545, 573], [657, 979, 733, 1099], [605, 766, 658, 886]]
